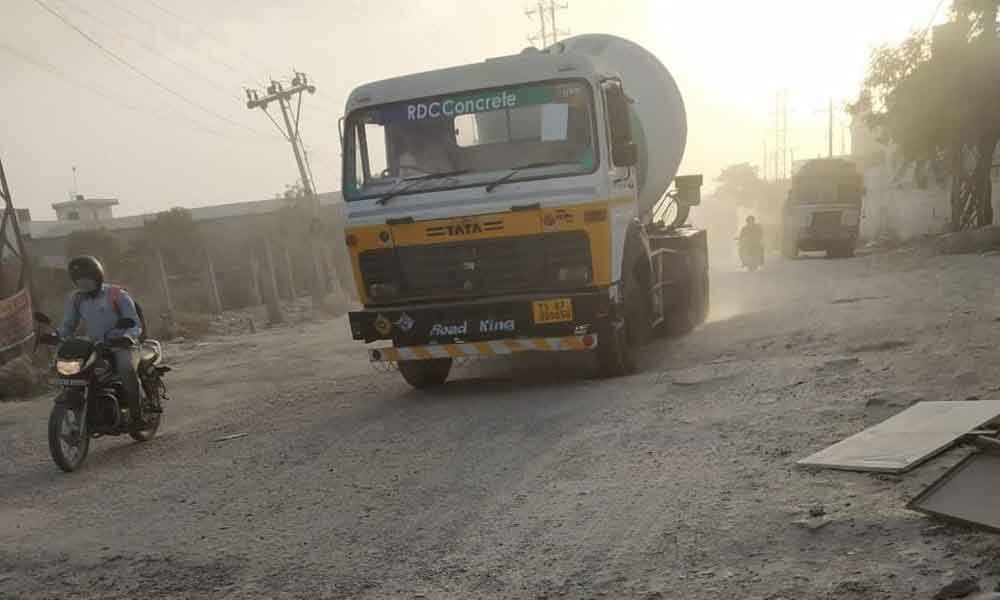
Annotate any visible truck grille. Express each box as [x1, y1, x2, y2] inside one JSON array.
[[811, 211, 843, 233], [360, 231, 592, 303]]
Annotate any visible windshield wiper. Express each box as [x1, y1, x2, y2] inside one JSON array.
[[484, 161, 581, 193], [376, 169, 471, 206]]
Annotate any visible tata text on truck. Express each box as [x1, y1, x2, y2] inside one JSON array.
[[341, 35, 709, 387], [782, 158, 864, 259]]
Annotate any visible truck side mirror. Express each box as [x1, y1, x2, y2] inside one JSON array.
[[613, 142, 638, 168], [605, 83, 635, 168]]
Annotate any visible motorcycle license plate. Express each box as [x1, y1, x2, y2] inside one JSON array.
[[58, 379, 87, 387]]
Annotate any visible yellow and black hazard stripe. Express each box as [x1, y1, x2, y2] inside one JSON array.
[[369, 335, 598, 362]]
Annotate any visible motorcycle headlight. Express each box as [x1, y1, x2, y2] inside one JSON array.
[[56, 359, 83, 376]]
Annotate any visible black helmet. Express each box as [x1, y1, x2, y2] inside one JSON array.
[[67, 256, 105, 293]]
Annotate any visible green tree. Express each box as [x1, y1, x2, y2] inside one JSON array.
[[129, 207, 206, 278], [715, 163, 789, 221], [715, 163, 764, 208], [852, 0, 1000, 229]]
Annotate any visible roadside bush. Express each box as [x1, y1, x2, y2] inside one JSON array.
[[0, 355, 45, 401]]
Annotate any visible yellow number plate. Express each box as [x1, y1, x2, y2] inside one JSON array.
[[532, 298, 573, 324]]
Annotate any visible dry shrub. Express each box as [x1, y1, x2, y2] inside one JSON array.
[[0, 355, 47, 401], [937, 225, 1000, 255], [155, 312, 212, 341]]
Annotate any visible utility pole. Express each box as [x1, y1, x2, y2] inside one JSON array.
[[526, 1, 569, 48], [762, 140, 768, 182], [828, 98, 834, 158], [783, 93, 788, 178], [245, 72, 317, 195], [206, 247, 223, 315], [155, 250, 174, 314], [774, 92, 788, 180], [262, 238, 284, 324], [247, 73, 327, 309], [283, 247, 297, 301]]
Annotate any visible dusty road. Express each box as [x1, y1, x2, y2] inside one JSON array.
[[3, 246, 1000, 599]]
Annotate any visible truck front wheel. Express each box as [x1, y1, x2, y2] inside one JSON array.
[[398, 358, 452, 389], [597, 265, 645, 377]]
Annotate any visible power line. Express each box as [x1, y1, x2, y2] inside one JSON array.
[[139, 0, 343, 124], [60, 0, 257, 108], [32, 0, 273, 140], [0, 41, 254, 142], [107, 0, 252, 84], [144, 0, 263, 78]]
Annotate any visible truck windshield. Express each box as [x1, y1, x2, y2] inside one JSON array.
[[791, 179, 862, 205], [343, 80, 596, 201]]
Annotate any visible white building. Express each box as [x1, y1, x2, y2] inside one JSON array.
[[51, 195, 119, 222], [847, 106, 1000, 241]]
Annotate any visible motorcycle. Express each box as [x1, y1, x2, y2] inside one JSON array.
[[34, 313, 170, 472], [738, 236, 764, 271]]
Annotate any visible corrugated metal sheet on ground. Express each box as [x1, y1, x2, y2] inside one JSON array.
[[796, 401, 1000, 474], [908, 451, 1000, 533]]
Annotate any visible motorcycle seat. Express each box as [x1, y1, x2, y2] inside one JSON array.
[[139, 340, 162, 369]]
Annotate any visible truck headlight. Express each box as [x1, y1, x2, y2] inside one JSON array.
[[557, 266, 591, 285], [369, 282, 399, 298], [56, 359, 83, 376]]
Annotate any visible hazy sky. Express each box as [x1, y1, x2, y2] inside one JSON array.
[[1, 0, 943, 220]]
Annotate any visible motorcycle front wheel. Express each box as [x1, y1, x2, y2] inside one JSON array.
[[48, 403, 90, 472], [130, 413, 160, 442]]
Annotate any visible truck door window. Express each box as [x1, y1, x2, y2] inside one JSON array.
[[364, 123, 388, 178]]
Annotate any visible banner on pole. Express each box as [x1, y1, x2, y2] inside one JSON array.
[[0, 288, 34, 363]]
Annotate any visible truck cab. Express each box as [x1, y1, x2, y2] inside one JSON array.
[[341, 37, 708, 387]]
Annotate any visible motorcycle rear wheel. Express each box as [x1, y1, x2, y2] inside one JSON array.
[[49, 403, 90, 472]]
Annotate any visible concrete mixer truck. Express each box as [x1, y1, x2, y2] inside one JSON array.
[[340, 35, 709, 387]]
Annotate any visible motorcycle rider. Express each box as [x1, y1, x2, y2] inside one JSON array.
[[56, 256, 155, 425], [739, 215, 765, 267]]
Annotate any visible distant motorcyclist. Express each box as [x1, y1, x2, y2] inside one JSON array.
[[56, 256, 155, 424], [739, 215, 765, 269]]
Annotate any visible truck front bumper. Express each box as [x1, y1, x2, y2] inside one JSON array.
[[348, 289, 610, 348], [368, 334, 598, 362]]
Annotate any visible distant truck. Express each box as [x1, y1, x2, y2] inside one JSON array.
[[340, 35, 709, 387], [782, 158, 864, 258]]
